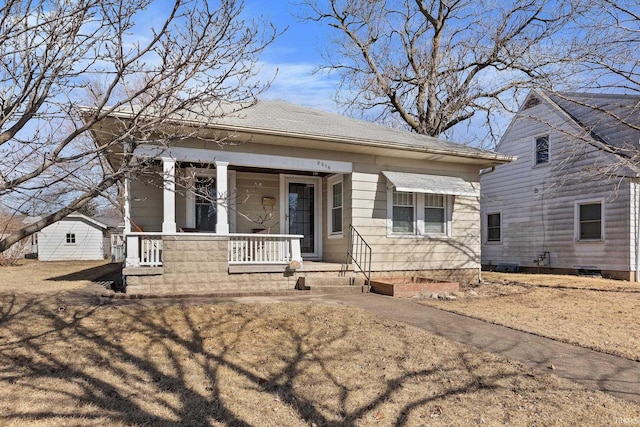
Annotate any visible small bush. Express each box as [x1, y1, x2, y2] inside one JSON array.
[[0, 239, 28, 266]]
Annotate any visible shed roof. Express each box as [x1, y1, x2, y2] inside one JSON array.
[[63, 213, 108, 230]]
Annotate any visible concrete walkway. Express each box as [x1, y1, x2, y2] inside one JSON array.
[[330, 293, 640, 405]]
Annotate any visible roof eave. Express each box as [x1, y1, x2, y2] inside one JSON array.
[[100, 109, 513, 165]]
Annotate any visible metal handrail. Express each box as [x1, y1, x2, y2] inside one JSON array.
[[347, 224, 372, 286]]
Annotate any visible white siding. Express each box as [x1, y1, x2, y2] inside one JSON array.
[[39, 219, 105, 261], [481, 99, 634, 274]]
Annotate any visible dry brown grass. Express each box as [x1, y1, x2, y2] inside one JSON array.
[[1, 263, 639, 425], [0, 259, 118, 293], [1, 296, 639, 426], [420, 272, 640, 361]]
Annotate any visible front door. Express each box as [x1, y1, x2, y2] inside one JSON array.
[[283, 176, 321, 258]]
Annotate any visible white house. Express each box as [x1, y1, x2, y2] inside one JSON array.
[[87, 100, 512, 294], [481, 91, 640, 281], [38, 213, 108, 261]]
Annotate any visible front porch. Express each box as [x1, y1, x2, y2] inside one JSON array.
[[122, 232, 363, 295], [121, 144, 362, 293]]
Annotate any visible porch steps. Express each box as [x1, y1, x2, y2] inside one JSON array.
[[296, 276, 369, 295]]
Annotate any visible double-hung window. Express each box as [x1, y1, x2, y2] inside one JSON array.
[[392, 190, 415, 233], [576, 200, 603, 241], [535, 135, 549, 165], [486, 213, 501, 242], [327, 176, 343, 235], [424, 194, 445, 234], [389, 188, 450, 236]]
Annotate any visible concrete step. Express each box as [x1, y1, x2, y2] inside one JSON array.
[[307, 284, 370, 295], [299, 276, 352, 286], [297, 276, 369, 294]]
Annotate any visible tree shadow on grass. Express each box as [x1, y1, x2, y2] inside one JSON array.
[[46, 262, 122, 283], [0, 295, 626, 426]]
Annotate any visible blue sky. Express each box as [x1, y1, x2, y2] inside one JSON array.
[[243, 1, 340, 112], [239, 1, 511, 146]]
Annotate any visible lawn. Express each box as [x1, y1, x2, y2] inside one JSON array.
[[1, 262, 639, 425], [420, 271, 640, 361]]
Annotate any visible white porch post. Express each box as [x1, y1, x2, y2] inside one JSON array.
[[162, 157, 177, 233], [123, 176, 132, 234], [290, 238, 303, 267], [215, 161, 230, 234], [125, 235, 140, 267]]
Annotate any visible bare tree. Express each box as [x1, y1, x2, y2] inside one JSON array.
[[0, 0, 277, 253], [529, 1, 640, 181], [569, 0, 640, 95], [301, 0, 581, 143]]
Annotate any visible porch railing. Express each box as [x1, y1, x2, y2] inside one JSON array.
[[124, 232, 303, 268], [125, 232, 164, 267], [347, 224, 372, 286], [228, 234, 303, 265]]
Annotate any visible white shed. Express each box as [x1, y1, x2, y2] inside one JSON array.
[[38, 214, 108, 261]]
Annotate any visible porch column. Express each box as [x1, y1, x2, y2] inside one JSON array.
[[162, 157, 177, 233], [215, 161, 229, 234], [125, 235, 140, 267], [123, 176, 132, 234]]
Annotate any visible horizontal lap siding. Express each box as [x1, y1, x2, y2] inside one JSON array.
[[481, 102, 633, 272], [350, 166, 481, 272], [234, 172, 280, 233], [322, 174, 350, 263], [39, 220, 104, 261], [130, 170, 163, 232]]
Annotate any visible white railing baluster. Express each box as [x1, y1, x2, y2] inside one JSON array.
[[227, 233, 303, 265], [125, 233, 163, 267], [125, 232, 303, 268]]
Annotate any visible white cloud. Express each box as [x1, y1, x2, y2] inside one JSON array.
[[257, 61, 340, 113]]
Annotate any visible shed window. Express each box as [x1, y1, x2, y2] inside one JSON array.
[[66, 233, 76, 244], [535, 136, 549, 165], [487, 213, 501, 242]]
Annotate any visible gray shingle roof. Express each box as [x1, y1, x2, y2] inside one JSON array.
[[214, 100, 478, 150], [546, 92, 640, 149], [107, 100, 510, 163], [212, 100, 505, 160]]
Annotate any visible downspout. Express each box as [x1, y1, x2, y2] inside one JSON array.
[[123, 141, 132, 235]]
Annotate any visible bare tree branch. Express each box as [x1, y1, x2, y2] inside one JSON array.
[[299, 0, 580, 142], [0, 0, 278, 253]]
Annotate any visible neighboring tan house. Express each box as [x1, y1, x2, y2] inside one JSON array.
[[481, 91, 640, 281], [38, 213, 109, 261], [88, 100, 511, 294]]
